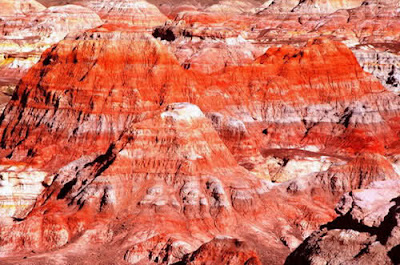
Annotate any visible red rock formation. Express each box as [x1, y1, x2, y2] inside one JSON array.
[[0, 2, 103, 111], [73, 0, 168, 29], [0, 1, 399, 263], [354, 48, 400, 93], [0, 28, 380, 264], [285, 179, 400, 265], [292, 0, 364, 13], [178, 237, 262, 265], [36, 0, 400, 93]]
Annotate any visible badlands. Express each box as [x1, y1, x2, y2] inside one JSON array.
[[0, 0, 400, 264]]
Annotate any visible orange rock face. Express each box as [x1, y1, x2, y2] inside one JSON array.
[[178, 237, 262, 265], [0, 0, 399, 264], [0, 1, 102, 110]]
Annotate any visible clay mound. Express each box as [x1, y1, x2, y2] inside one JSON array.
[[293, 0, 364, 13], [204, 0, 260, 14], [178, 237, 262, 264], [146, 0, 264, 17], [0, 22, 399, 264], [0, 28, 365, 264], [0, 3, 102, 112], [0, 0, 46, 17], [316, 0, 400, 45], [0, 0, 399, 264], [74, 0, 168, 29], [258, 0, 301, 13], [316, 153, 398, 193], [0, 30, 190, 169], [26, 5, 103, 41], [283, 153, 399, 202], [258, 0, 364, 13], [0, 4, 103, 45], [1, 35, 392, 165], [213, 37, 384, 105], [0, 3, 102, 101]]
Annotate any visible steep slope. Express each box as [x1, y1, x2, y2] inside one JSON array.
[[285, 180, 400, 265], [355, 48, 400, 93], [0, 0, 398, 264], [29, 0, 400, 95], [176, 237, 262, 265], [0, 3, 103, 110], [0, 23, 399, 265]]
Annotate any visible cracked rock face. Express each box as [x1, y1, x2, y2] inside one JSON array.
[[285, 180, 400, 265], [355, 47, 400, 93], [0, 0, 400, 264]]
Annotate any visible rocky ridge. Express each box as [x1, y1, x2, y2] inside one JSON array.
[[285, 179, 400, 265], [0, 1, 103, 110], [0, 22, 399, 264], [0, 0, 399, 264]]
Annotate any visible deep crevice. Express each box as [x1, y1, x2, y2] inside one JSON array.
[[57, 178, 77, 199]]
